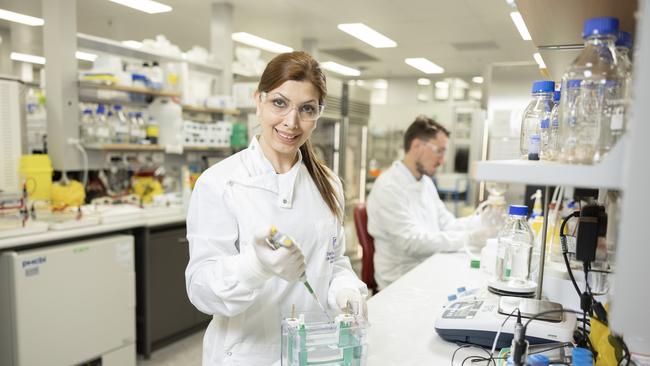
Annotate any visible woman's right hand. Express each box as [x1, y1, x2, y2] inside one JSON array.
[[250, 229, 306, 282]]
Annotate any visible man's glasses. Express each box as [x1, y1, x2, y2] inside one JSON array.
[[423, 140, 446, 155], [260, 92, 325, 122]]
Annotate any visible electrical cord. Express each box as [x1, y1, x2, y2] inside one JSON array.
[[559, 211, 581, 296], [451, 344, 497, 366], [490, 307, 520, 357]]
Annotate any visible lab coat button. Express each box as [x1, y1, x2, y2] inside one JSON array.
[[282, 199, 288, 204], [227, 180, 234, 186], [226, 351, 232, 356]]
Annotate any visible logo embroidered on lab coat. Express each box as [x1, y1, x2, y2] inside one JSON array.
[[326, 236, 337, 264]]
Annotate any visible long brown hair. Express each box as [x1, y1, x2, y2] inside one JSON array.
[[258, 51, 342, 220]]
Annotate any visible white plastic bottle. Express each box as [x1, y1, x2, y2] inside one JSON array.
[[494, 205, 535, 290], [558, 17, 620, 164], [520, 80, 555, 160]]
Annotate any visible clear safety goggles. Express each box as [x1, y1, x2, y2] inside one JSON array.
[[260, 92, 325, 122]]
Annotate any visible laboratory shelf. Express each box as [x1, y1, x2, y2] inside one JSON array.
[[474, 134, 626, 189], [84, 143, 165, 151], [181, 104, 241, 115], [83, 144, 233, 153], [79, 82, 181, 98], [77, 33, 222, 75], [515, 0, 637, 48]]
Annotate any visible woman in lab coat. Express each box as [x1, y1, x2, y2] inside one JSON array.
[[185, 51, 368, 365]]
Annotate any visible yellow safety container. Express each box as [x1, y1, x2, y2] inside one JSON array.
[[19, 154, 53, 201]]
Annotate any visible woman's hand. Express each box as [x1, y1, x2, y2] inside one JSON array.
[[249, 228, 306, 282]]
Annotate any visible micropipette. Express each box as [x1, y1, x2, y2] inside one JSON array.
[[266, 226, 333, 322]]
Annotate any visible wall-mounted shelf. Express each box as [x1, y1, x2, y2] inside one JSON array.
[[84, 144, 165, 151], [79, 82, 181, 98], [181, 105, 240, 115], [473, 137, 625, 190], [77, 33, 222, 75], [83, 144, 232, 153]]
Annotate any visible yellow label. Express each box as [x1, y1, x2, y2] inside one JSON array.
[[146, 125, 159, 137]]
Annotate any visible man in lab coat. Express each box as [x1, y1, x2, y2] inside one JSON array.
[[366, 116, 492, 290]]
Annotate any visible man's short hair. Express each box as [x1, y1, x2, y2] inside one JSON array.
[[403, 115, 450, 152]]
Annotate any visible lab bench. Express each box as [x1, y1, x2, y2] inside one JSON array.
[[366, 253, 485, 364], [0, 213, 209, 359]]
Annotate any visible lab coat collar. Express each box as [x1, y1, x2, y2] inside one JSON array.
[[394, 160, 420, 184], [232, 137, 303, 201]]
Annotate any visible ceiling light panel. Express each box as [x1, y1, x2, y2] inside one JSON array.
[[0, 8, 43, 26], [75, 51, 98, 62], [122, 40, 143, 49], [108, 0, 172, 14], [337, 23, 397, 48], [472, 76, 484, 84], [533, 52, 546, 68], [404, 58, 444, 74], [10, 52, 45, 65], [510, 11, 532, 41], [231, 32, 293, 53], [321, 61, 361, 77], [417, 78, 431, 86]]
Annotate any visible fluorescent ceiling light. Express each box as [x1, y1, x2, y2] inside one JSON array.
[[510, 12, 532, 41], [10, 52, 45, 65], [435, 81, 449, 89], [404, 58, 444, 74], [337, 23, 397, 48], [122, 40, 143, 49], [373, 79, 388, 89], [0, 8, 43, 26], [417, 78, 431, 86], [472, 76, 484, 84], [533, 52, 546, 68], [75, 51, 98, 62], [11, 51, 99, 64], [108, 0, 172, 14], [321, 61, 361, 77], [231, 32, 293, 54]]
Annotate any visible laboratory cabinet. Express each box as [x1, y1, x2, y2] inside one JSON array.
[[0, 235, 137, 366], [137, 224, 211, 357]]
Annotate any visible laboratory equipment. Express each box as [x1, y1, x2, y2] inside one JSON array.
[[110, 105, 130, 143], [559, 17, 620, 164], [476, 183, 508, 230], [0, 235, 136, 366], [434, 296, 576, 348], [266, 227, 332, 322], [281, 310, 368, 366], [94, 103, 111, 144], [520, 81, 555, 161], [490, 205, 537, 297], [80, 108, 96, 144]]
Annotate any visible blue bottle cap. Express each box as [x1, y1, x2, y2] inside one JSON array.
[[528, 354, 550, 366], [583, 17, 619, 38], [531, 80, 555, 93], [553, 90, 561, 102], [114, 104, 123, 110], [447, 294, 457, 301], [567, 79, 582, 89], [572, 347, 593, 366], [96, 104, 105, 113], [508, 205, 528, 216], [83, 109, 93, 114], [457, 287, 466, 293], [616, 31, 633, 49]]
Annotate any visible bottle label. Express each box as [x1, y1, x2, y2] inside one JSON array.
[[540, 118, 550, 129], [97, 127, 109, 138], [611, 112, 624, 131], [529, 134, 541, 154], [147, 126, 159, 137]]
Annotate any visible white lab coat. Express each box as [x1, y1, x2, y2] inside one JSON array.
[[185, 137, 367, 366], [366, 161, 480, 290]]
